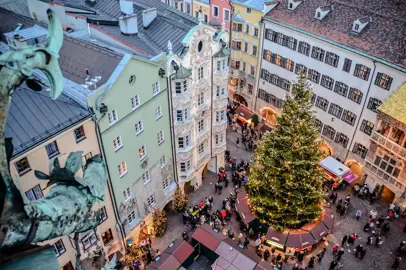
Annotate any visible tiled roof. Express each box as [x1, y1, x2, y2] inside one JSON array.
[[83, 0, 198, 55], [232, 0, 266, 11], [266, 0, 406, 69], [378, 83, 406, 125], [0, 7, 34, 43], [5, 85, 91, 157], [233, 11, 245, 23], [0, 0, 30, 17]]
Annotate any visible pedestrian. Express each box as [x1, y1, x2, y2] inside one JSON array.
[[292, 263, 300, 270], [337, 262, 344, 269], [341, 235, 348, 246], [264, 249, 270, 261], [308, 256, 315, 268], [317, 248, 326, 262], [332, 244, 339, 257], [337, 247, 344, 261], [329, 260, 338, 270], [332, 193, 338, 204], [392, 257, 401, 268], [366, 236, 373, 245], [360, 247, 366, 260], [339, 207, 345, 217], [336, 202, 342, 213], [375, 236, 383, 248], [243, 237, 249, 249], [297, 251, 304, 262], [236, 137, 240, 148], [356, 210, 362, 220]]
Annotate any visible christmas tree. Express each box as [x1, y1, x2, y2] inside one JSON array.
[[124, 243, 144, 267], [246, 73, 324, 231], [173, 186, 188, 212], [152, 206, 168, 237]]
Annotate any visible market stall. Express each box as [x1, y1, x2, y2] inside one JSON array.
[[319, 156, 358, 186], [235, 191, 267, 234], [146, 239, 195, 270], [191, 224, 226, 261], [233, 104, 254, 125]]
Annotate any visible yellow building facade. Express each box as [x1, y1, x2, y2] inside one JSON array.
[[229, 2, 264, 109], [192, 0, 210, 23]]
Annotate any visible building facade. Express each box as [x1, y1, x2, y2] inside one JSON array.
[[193, 0, 210, 23], [229, 0, 265, 109], [257, 0, 406, 176], [167, 21, 229, 189], [87, 54, 176, 241], [364, 84, 406, 205], [209, 0, 231, 31]]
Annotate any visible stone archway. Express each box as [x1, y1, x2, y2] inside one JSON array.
[[260, 107, 277, 126], [345, 160, 363, 178], [319, 142, 333, 158], [233, 93, 248, 107]]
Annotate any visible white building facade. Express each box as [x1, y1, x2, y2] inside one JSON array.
[[167, 22, 229, 188]]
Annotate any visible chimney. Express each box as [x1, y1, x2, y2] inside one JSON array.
[[119, 14, 138, 35], [119, 0, 134, 16], [142, 8, 157, 28]]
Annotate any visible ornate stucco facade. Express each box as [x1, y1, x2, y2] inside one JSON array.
[[167, 22, 229, 188]]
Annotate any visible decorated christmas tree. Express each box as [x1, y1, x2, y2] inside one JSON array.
[[124, 243, 144, 267], [152, 206, 168, 237], [246, 73, 324, 231], [173, 186, 188, 212]]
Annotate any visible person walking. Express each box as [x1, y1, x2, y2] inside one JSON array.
[[236, 137, 240, 148], [329, 260, 338, 270], [337, 262, 344, 269], [392, 257, 401, 268], [375, 236, 382, 248], [366, 236, 373, 245], [341, 235, 348, 246], [308, 256, 315, 268], [317, 248, 326, 263], [332, 244, 339, 257], [356, 210, 362, 220], [243, 237, 249, 249], [337, 247, 344, 261], [360, 247, 366, 260]]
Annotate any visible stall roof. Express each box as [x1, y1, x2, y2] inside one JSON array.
[[301, 220, 329, 242], [266, 227, 289, 247], [234, 105, 254, 120], [172, 241, 194, 264], [321, 207, 334, 230], [147, 252, 181, 270], [236, 191, 257, 224], [319, 156, 349, 177], [285, 229, 317, 248], [215, 241, 257, 270], [192, 224, 226, 251]]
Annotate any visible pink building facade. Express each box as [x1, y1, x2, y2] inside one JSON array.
[[209, 0, 231, 32]]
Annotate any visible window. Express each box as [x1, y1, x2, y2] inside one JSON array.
[[231, 60, 240, 69], [155, 106, 162, 120], [177, 109, 189, 122], [254, 27, 259, 37], [298, 41, 310, 56], [198, 142, 205, 155], [233, 23, 242, 32], [216, 85, 226, 97], [180, 160, 191, 172], [374, 73, 393, 90], [315, 96, 329, 111], [152, 82, 160, 95], [178, 135, 190, 149], [53, 240, 66, 257], [128, 211, 137, 224], [123, 187, 131, 201], [257, 89, 283, 108], [265, 29, 277, 42], [113, 136, 123, 151], [348, 88, 363, 104], [108, 109, 118, 125], [157, 130, 164, 145], [147, 195, 155, 207], [204, 14, 208, 23], [325, 52, 340, 67], [142, 170, 151, 184], [246, 7, 252, 13], [215, 133, 225, 145], [224, 9, 230, 21], [328, 103, 343, 118], [352, 142, 368, 158], [314, 118, 323, 133], [232, 41, 242, 51], [250, 65, 256, 76], [343, 58, 352, 73], [308, 69, 321, 83], [321, 75, 334, 90], [294, 64, 307, 75], [96, 206, 108, 223], [360, 119, 374, 135], [311, 47, 325, 62], [222, 59, 227, 70], [252, 45, 257, 56], [354, 64, 371, 80], [198, 92, 204, 106], [335, 133, 349, 148], [334, 82, 349, 97], [311, 93, 316, 104], [162, 178, 173, 190], [135, 120, 144, 135], [286, 36, 297, 50], [213, 6, 219, 17], [118, 162, 127, 177], [74, 126, 86, 142], [198, 66, 204, 80], [102, 228, 114, 246], [175, 80, 188, 94], [82, 232, 97, 250], [245, 24, 249, 34], [263, 49, 271, 61], [25, 184, 43, 201], [367, 97, 382, 113], [216, 110, 225, 123], [160, 155, 167, 168], [15, 157, 31, 176], [131, 95, 140, 110], [341, 110, 357, 126], [374, 155, 400, 178], [139, 145, 147, 160], [45, 141, 59, 158], [322, 125, 336, 140], [285, 59, 294, 72], [216, 61, 221, 72], [198, 119, 205, 132]]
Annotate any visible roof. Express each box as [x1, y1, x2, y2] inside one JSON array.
[[84, 0, 198, 55], [319, 156, 349, 177], [232, 11, 245, 23], [378, 83, 406, 124], [5, 85, 91, 157], [4, 24, 47, 41], [232, 0, 266, 11], [265, 0, 406, 69], [0, 0, 30, 17], [236, 191, 256, 224], [0, 7, 34, 43], [147, 252, 181, 270], [195, 0, 210, 5], [173, 64, 192, 80], [192, 224, 227, 251], [215, 241, 257, 270]]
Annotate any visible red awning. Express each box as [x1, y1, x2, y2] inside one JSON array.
[[173, 241, 194, 263], [147, 252, 181, 270], [234, 105, 254, 120], [321, 207, 334, 230], [342, 171, 358, 183], [236, 191, 256, 224], [192, 225, 225, 251]]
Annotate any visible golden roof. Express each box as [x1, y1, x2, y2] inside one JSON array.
[[378, 83, 406, 124]]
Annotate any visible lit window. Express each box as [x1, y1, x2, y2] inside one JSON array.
[[74, 126, 86, 143], [139, 145, 147, 160], [45, 141, 59, 158], [108, 109, 118, 125], [15, 157, 31, 176], [157, 130, 164, 145], [102, 228, 114, 246], [155, 106, 162, 120], [118, 162, 127, 177], [135, 120, 144, 135], [374, 73, 392, 90], [113, 136, 123, 151], [123, 187, 131, 201], [152, 82, 160, 96], [131, 95, 140, 110]]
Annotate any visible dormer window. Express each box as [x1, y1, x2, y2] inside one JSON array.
[[315, 5, 332, 20], [288, 0, 303, 11], [317, 12, 321, 18], [289, 3, 293, 9], [352, 17, 372, 34], [354, 24, 360, 31]]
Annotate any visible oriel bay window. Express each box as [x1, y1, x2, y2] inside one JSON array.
[[175, 80, 188, 94], [373, 155, 401, 178]]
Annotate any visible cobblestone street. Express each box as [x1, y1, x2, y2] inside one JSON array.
[[151, 127, 406, 270]]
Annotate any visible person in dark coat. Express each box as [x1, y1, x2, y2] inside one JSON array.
[[337, 247, 344, 261], [308, 256, 315, 268], [329, 260, 338, 270], [341, 235, 348, 246], [360, 247, 366, 260], [392, 257, 401, 268], [263, 249, 270, 261]]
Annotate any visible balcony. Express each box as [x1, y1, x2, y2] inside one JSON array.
[[364, 160, 406, 192], [370, 131, 406, 160]]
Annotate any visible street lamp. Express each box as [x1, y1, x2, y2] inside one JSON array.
[[126, 238, 133, 247]]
